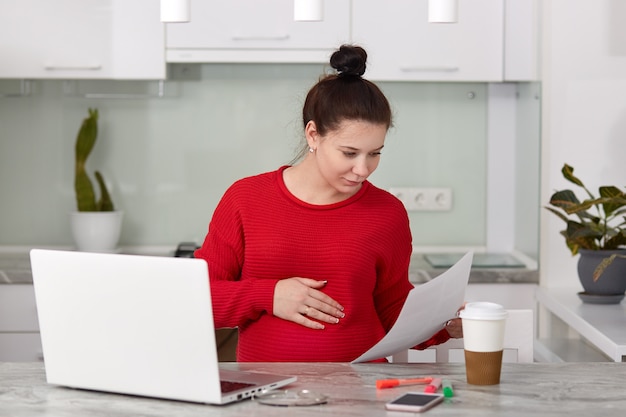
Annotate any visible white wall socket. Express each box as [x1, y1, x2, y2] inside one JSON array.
[[389, 187, 453, 211]]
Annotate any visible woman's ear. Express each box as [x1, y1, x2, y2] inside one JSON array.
[[304, 120, 319, 150]]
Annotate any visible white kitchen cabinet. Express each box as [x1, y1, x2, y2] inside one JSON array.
[[166, 0, 351, 63], [352, 0, 505, 81], [0, 0, 165, 80], [504, 0, 540, 81], [0, 285, 42, 361]]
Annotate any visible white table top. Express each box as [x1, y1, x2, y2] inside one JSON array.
[[536, 287, 626, 361], [1, 362, 625, 417]]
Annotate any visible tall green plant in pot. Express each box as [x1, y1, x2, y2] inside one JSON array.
[[70, 108, 123, 252], [545, 164, 626, 303]]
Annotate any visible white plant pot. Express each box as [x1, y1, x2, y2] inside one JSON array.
[[70, 211, 123, 253]]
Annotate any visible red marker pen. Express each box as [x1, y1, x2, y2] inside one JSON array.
[[424, 377, 442, 393]]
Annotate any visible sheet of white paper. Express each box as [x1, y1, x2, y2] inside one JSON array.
[[352, 252, 473, 363]]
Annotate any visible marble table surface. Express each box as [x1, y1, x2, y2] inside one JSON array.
[[1, 362, 624, 416]]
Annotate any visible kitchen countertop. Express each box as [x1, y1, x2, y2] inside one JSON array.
[[1, 361, 624, 416], [0, 248, 175, 284], [0, 250, 538, 285], [409, 253, 538, 284], [0, 252, 33, 284]]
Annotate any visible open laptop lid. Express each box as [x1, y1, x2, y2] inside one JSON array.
[[29, 249, 295, 404]]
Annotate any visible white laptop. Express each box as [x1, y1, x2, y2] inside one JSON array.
[[29, 249, 296, 405]]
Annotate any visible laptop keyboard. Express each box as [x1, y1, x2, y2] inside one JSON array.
[[220, 380, 256, 393]]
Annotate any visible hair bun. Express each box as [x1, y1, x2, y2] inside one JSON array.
[[330, 45, 367, 77]]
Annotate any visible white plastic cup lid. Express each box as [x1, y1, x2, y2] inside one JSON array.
[[459, 302, 508, 320]]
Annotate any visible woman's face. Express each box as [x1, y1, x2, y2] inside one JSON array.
[[307, 119, 387, 196]]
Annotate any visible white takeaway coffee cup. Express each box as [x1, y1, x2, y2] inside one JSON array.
[[459, 302, 508, 385]]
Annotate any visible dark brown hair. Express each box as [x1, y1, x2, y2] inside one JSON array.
[[295, 45, 392, 159]]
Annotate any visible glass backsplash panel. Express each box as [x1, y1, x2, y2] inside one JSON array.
[[0, 64, 488, 248]]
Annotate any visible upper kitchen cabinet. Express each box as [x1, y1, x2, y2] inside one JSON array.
[[352, 0, 505, 82], [0, 0, 165, 80], [504, 0, 540, 81], [166, 0, 351, 63]]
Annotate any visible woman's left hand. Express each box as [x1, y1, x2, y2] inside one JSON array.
[[444, 318, 463, 338], [444, 303, 466, 339]]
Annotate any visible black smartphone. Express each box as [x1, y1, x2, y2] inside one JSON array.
[[385, 392, 444, 413]]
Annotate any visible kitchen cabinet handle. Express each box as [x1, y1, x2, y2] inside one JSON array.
[[44, 64, 102, 71], [0, 80, 32, 98], [400, 66, 460, 73], [62, 80, 167, 99], [231, 35, 290, 41]]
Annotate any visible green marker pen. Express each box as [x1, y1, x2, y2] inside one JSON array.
[[442, 379, 454, 398]]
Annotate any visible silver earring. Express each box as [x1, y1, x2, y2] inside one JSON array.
[[309, 147, 314, 153]]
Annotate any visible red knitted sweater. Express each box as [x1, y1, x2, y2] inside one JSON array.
[[195, 166, 450, 362]]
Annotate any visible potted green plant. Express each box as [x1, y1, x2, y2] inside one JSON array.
[[69, 108, 123, 252], [545, 163, 626, 303]]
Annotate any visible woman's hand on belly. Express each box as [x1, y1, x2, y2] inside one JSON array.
[[273, 278, 346, 330]]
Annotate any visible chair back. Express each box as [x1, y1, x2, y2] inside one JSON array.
[[390, 309, 534, 363]]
